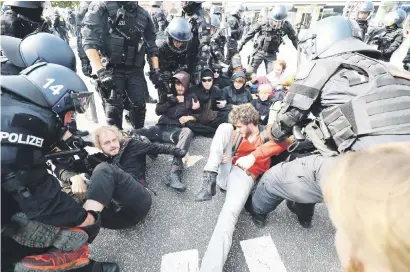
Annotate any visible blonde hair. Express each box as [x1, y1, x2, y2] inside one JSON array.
[[93, 125, 124, 149], [229, 104, 260, 126], [321, 143, 410, 272], [273, 59, 287, 71]]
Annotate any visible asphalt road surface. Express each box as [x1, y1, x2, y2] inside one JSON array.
[[71, 34, 409, 272]]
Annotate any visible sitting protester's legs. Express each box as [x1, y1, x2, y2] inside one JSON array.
[[196, 124, 234, 201], [200, 166, 254, 272], [84, 163, 152, 229]]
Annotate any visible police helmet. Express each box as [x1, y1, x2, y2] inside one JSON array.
[[3, 1, 44, 9], [383, 8, 407, 27], [1, 62, 93, 118], [1, 33, 76, 71], [151, 1, 161, 7], [230, 4, 245, 16], [269, 4, 287, 29], [181, 1, 203, 15], [211, 14, 221, 28], [212, 5, 221, 15], [166, 17, 193, 53], [356, 1, 374, 22], [298, 16, 380, 63]]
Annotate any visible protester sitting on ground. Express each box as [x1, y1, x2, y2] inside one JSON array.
[[187, 68, 229, 136], [54, 126, 187, 229], [195, 104, 291, 272], [321, 143, 410, 272], [266, 59, 287, 87], [130, 72, 196, 192], [251, 83, 274, 125], [212, 63, 230, 89], [246, 59, 287, 93], [222, 71, 253, 110]]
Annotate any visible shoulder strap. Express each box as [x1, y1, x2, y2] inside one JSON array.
[[231, 131, 242, 155]]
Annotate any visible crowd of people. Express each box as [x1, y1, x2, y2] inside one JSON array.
[[1, 1, 410, 272]]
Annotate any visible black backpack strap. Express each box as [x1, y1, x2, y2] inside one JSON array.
[[232, 131, 242, 155]]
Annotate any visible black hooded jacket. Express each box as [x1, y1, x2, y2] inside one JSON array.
[[222, 71, 253, 110]]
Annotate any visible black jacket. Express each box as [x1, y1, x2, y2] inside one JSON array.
[[155, 93, 196, 126], [251, 98, 272, 125], [222, 85, 253, 110], [54, 137, 180, 186]]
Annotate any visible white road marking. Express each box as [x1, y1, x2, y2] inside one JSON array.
[[160, 249, 199, 272], [240, 235, 287, 272]]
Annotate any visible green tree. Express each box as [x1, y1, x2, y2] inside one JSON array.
[[51, 1, 79, 9]]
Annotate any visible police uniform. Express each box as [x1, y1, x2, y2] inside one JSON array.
[[368, 25, 404, 62], [183, 3, 212, 85], [81, 1, 159, 129], [226, 13, 243, 63], [249, 16, 410, 227], [151, 4, 167, 34], [242, 20, 297, 74]]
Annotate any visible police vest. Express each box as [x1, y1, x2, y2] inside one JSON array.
[[257, 25, 283, 53], [291, 52, 410, 153], [159, 43, 189, 74], [106, 2, 149, 67]]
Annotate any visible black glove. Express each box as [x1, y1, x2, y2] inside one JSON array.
[[150, 69, 162, 87], [80, 58, 92, 77], [96, 68, 113, 90], [167, 95, 178, 105], [173, 148, 187, 158], [161, 71, 171, 82]]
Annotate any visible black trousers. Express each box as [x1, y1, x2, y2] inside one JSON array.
[[186, 112, 228, 137], [105, 66, 148, 129], [87, 163, 152, 229]]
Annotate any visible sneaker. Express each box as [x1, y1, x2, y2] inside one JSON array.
[[15, 244, 90, 272], [6, 213, 88, 252]]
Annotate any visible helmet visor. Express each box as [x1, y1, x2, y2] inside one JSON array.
[[70, 92, 94, 114], [168, 37, 190, 53]]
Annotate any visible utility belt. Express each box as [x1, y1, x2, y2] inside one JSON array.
[[2, 168, 48, 198], [109, 35, 146, 68]]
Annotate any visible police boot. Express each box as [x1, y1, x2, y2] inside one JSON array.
[[165, 157, 186, 192], [286, 200, 315, 228], [194, 171, 217, 202], [104, 97, 123, 130], [129, 104, 146, 129]]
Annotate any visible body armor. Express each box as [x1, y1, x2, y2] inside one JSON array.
[[106, 2, 149, 67], [257, 24, 283, 53]]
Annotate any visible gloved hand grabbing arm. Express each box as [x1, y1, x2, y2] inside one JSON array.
[[80, 58, 92, 77], [150, 69, 163, 87]]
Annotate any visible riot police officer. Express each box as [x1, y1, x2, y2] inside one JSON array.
[[1, 62, 118, 271], [76, 1, 92, 77], [226, 4, 245, 63], [367, 8, 406, 62], [354, 0, 374, 41], [1, 32, 76, 75], [239, 4, 298, 75], [0, 1, 47, 38], [82, 1, 159, 130], [210, 14, 226, 65], [53, 10, 69, 43], [246, 16, 410, 228], [211, 5, 222, 22], [155, 17, 193, 103], [150, 1, 168, 34], [182, 1, 212, 85]]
